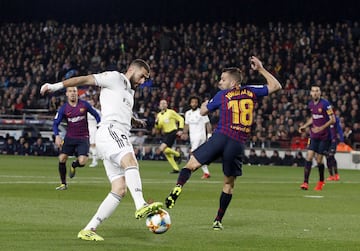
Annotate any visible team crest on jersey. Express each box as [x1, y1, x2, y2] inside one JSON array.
[[80, 108, 85, 113], [318, 108, 322, 113]]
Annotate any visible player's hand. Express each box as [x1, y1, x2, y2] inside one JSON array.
[[176, 130, 184, 137], [40, 82, 64, 95], [298, 126, 306, 133], [132, 118, 147, 128], [55, 135, 63, 149], [40, 83, 51, 95], [181, 133, 188, 140], [249, 56, 263, 71], [311, 126, 322, 133]]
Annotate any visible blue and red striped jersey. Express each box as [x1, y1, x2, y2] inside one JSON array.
[[53, 100, 100, 139], [308, 98, 333, 140], [207, 85, 268, 143]]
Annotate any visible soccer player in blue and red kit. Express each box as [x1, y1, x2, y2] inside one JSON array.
[[326, 116, 344, 181], [53, 87, 100, 190], [165, 56, 282, 230], [298, 85, 336, 191]]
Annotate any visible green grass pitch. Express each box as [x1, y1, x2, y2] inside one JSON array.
[[1, 155, 360, 251]]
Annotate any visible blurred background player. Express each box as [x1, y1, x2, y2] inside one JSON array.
[[87, 98, 101, 167], [326, 115, 344, 181], [53, 87, 101, 190], [182, 96, 212, 179], [298, 85, 336, 191], [153, 99, 184, 173]]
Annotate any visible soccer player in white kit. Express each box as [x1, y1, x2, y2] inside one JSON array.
[[87, 98, 101, 167], [40, 59, 163, 241], [182, 96, 213, 179]]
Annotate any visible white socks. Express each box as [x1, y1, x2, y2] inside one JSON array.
[[125, 166, 146, 210], [201, 165, 210, 174], [90, 147, 97, 162], [85, 192, 121, 231]]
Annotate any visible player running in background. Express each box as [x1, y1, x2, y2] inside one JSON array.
[[326, 115, 344, 181], [87, 98, 101, 167], [298, 85, 336, 191], [165, 56, 282, 230], [182, 96, 213, 179], [153, 99, 184, 173], [41, 59, 163, 241], [52, 87, 101, 190]]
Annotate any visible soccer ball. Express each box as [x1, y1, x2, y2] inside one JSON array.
[[146, 209, 171, 234]]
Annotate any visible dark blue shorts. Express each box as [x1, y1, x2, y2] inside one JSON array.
[[61, 137, 89, 157], [307, 138, 331, 155], [193, 133, 244, 177]]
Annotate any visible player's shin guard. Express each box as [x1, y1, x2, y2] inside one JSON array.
[[176, 168, 191, 186], [215, 192, 232, 222], [318, 163, 325, 181], [59, 162, 66, 184]]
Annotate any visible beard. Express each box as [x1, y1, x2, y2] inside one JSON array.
[[129, 75, 137, 89]]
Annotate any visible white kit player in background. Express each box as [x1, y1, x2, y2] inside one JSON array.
[[87, 98, 101, 167], [181, 96, 213, 179], [40, 59, 163, 241]]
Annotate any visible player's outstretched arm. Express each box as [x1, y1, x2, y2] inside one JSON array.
[[250, 56, 282, 95], [40, 75, 96, 95]]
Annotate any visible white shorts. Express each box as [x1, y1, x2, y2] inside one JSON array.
[[96, 123, 135, 182], [190, 136, 207, 152], [88, 125, 97, 145]]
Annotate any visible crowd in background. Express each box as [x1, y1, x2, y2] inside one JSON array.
[[1, 20, 360, 157]]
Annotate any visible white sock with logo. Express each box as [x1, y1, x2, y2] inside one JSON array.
[[125, 166, 146, 210]]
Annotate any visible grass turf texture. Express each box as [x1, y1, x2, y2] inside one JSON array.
[[1, 155, 360, 251]]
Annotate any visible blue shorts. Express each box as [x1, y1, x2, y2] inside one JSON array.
[[193, 133, 244, 177], [307, 138, 331, 155], [61, 137, 89, 157]]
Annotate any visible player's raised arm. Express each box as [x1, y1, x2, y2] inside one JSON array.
[[40, 75, 96, 95], [250, 56, 282, 94]]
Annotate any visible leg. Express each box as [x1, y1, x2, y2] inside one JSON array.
[[165, 155, 202, 208], [313, 154, 326, 191], [56, 153, 68, 190], [78, 159, 126, 242], [119, 152, 162, 218], [213, 176, 235, 230], [69, 155, 88, 179], [89, 144, 98, 167], [301, 150, 314, 190], [201, 165, 211, 179]]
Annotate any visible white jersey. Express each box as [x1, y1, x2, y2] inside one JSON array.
[[185, 108, 209, 140], [93, 71, 134, 136]]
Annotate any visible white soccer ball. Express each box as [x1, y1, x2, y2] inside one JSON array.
[[146, 209, 171, 234]]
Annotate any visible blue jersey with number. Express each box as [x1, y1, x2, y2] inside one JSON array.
[[207, 85, 268, 143]]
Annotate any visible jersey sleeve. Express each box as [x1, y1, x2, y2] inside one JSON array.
[[336, 118, 344, 142], [246, 85, 269, 97], [84, 101, 101, 123], [93, 71, 122, 89], [171, 110, 184, 129], [53, 105, 65, 136], [206, 90, 225, 112]]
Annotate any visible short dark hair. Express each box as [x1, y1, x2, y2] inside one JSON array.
[[188, 95, 201, 104], [130, 59, 150, 73], [222, 67, 243, 84]]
